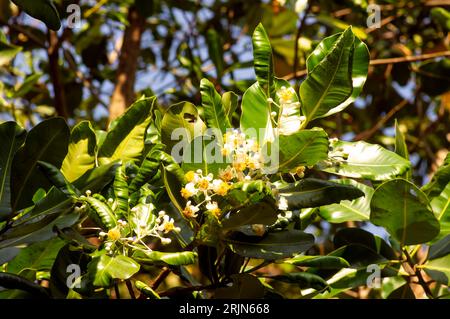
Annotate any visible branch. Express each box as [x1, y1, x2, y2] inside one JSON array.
[[282, 51, 450, 80], [353, 99, 408, 141], [47, 31, 69, 119]]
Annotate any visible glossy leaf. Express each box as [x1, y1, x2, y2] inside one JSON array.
[[0, 122, 26, 221], [430, 182, 450, 240], [394, 120, 411, 180], [61, 121, 97, 182], [181, 135, 227, 177], [98, 97, 155, 165], [300, 27, 354, 124], [278, 178, 364, 210], [72, 161, 120, 194], [0, 272, 49, 298], [319, 179, 373, 223], [11, 118, 70, 211], [268, 272, 328, 290], [422, 254, 450, 285], [200, 78, 231, 134], [370, 179, 440, 245], [306, 32, 369, 116], [252, 23, 275, 98], [422, 153, 450, 198], [275, 128, 329, 171], [113, 164, 129, 218], [161, 101, 205, 155], [89, 254, 140, 287], [285, 255, 350, 269], [428, 234, 450, 260], [83, 196, 117, 230], [6, 238, 66, 275], [11, 0, 60, 30], [221, 202, 279, 229], [322, 139, 411, 180], [222, 91, 238, 123], [333, 228, 398, 260], [133, 250, 197, 266], [223, 229, 314, 260]]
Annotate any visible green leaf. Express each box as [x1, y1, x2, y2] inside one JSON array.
[[430, 182, 450, 240], [133, 250, 197, 266], [161, 101, 205, 154], [161, 160, 186, 217], [319, 179, 374, 223], [223, 229, 314, 260], [61, 121, 97, 182], [387, 283, 415, 299], [0, 122, 26, 221], [278, 178, 364, 210], [370, 179, 440, 245], [268, 272, 328, 290], [0, 36, 22, 66], [222, 91, 238, 123], [113, 164, 129, 218], [422, 153, 450, 198], [73, 161, 120, 194], [329, 244, 387, 268], [422, 254, 450, 285], [394, 120, 411, 180], [129, 144, 165, 194], [6, 238, 66, 275], [239, 82, 275, 143], [333, 228, 398, 260], [135, 280, 160, 299], [275, 128, 329, 171], [306, 32, 369, 117], [129, 202, 156, 235], [321, 139, 411, 180], [98, 97, 155, 165], [13, 73, 41, 98], [89, 254, 140, 287], [206, 29, 224, 78], [285, 255, 350, 269], [37, 161, 78, 196], [181, 135, 227, 177], [200, 78, 231, 134], [222, 202, 279, 230], [83, 196, 116, 230], [11, 0, 60, 30], [300, 27, 354, 124], [428, 235, 450, 260], [252, 23, 275, 98], [11, 118, 70, 211]]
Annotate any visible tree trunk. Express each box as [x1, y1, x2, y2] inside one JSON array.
[[108, 6, 145, 123]]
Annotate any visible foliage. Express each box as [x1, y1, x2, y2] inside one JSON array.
[[0, 18, 449, 299]]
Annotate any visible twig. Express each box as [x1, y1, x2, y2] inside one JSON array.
[[352, 99, 408, 141], [151, 267, 171, 290], [125, 280, 136, 299], [403, 248, 434, 299], [282, 51, 450, 80]]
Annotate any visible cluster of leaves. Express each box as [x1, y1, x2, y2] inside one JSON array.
[[0, 23, 448, 299]]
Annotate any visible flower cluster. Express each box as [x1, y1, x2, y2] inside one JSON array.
[[221, 129, 265, 178], [99, 209, 181, 252], [180, 169, 228, 219]]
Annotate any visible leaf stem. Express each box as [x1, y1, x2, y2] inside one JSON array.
[[402, 248, 434, 299]]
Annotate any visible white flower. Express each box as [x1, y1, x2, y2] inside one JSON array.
[[278, 196, 289, 211], [161, 238, 172, 245], [295, 0, 308, 14], [183, 201, 200, 218]]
